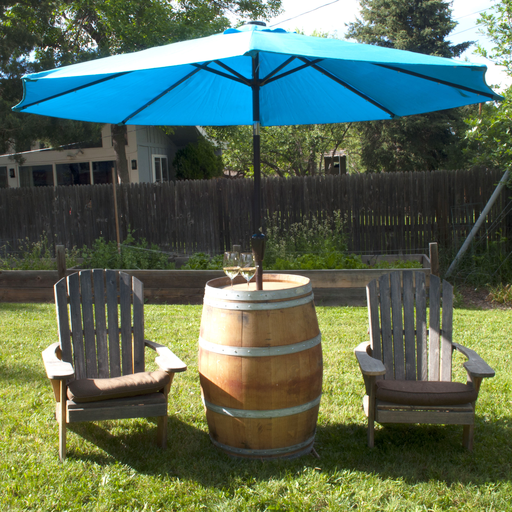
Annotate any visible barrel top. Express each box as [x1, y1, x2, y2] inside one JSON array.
[[205, 273, 312, 302]]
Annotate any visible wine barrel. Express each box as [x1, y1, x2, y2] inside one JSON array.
[[198, 274, 323, 459]]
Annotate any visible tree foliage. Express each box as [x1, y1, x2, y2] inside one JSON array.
[[0, 0, 282, 174], [476, 0, 512, 76], [464, 2, 512, 172], [173, 138, 224, 180], [346, 0, 473, 172], [206, 123, 359, 178]]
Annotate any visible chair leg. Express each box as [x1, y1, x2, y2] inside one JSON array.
[[368, 406, 375, 448], [157, 415, 168, 449], [367, 383, 376, 448], [463, 424, 474, 451], [58, 380, 67, 462]]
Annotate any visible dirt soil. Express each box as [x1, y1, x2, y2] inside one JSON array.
[[457, 285, 511, 310]]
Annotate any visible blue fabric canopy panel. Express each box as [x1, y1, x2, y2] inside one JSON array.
[[14, 23, 500, 127]]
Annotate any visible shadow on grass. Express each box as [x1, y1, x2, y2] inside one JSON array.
[[65, 415, 512, 488]]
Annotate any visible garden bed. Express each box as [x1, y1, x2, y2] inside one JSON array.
[[0, 253, 430, 306]]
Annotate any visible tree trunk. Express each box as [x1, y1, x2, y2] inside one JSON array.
[[111, 124, 130, 184]]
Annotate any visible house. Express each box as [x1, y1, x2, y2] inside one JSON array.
[[0, 124, 204, 188]]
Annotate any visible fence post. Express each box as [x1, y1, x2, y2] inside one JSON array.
[[429, 242, 439, 277], [56, 245, 66, 280]]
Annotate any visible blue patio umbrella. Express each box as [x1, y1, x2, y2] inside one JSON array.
[[13, 21, 500, 287]]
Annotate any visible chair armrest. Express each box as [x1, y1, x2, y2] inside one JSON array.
[[145, 340, 187, 373], [452, 342, 495, 379], [354, 341, 386, 376], [42, 342, 75, 380]]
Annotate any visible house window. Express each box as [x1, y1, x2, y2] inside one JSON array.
[[153, 155, 169, 183], [19, 165, 54, 187], [0, 167, 7, 188], [56, 162, 91, 186], [92, 161, 116, 184]]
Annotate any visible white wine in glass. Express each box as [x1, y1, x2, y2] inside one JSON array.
[[223, 251, 240, 288], [240, 252, 256, 289]]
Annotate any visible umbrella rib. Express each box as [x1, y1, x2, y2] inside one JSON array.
[[121, 66, 204, 125], [299, 57, 397, 118], [374, 63, 498, 100], [262, 58, 324, 86], [192, 62, 250, 86], [15, 72, 132, 110], [213, 61, 252, 86]]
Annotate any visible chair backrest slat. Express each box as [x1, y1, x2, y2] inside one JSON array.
[[93, 269, 109, 378], [378, 274, 394, 380], [106, 270, 121, 377], [80, 270, 98, 378], [440, 280, 453, 381], [67, 272, 86, 380], [403, 271, 416, 380], [367, 279, 382, 362], [54, 278, 72, 365], [429, 275, 441, 381], [132, 276, 145, 373], [119, 272, 133, 375], [415, 272, 428, 381], [390, 272, 405, 380]]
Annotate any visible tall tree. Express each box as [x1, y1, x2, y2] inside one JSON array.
[[0, 0, 282, 179], [346, 0, 473, 172]]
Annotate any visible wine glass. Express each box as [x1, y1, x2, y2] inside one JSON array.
[[240, 252, 256, 289], [223, 251, 240, 289]]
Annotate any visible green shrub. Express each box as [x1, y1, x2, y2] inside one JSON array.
[[173, 138, 224, 180], [0, 233, 79, 270], [488, 283, 512, 305], [263, 211, 348, 267], [181, 252, 223, 270], [81, 229, 174, 270]]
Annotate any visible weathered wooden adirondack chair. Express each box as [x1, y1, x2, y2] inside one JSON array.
[[42, 269, 187, 461], [354, 271, 494, 450]]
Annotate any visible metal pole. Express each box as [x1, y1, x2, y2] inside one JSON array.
[[251, 53, 265, 290], [445, 169, 510, 278]]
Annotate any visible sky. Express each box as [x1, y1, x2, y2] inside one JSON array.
[[265, 0, 511, 90]]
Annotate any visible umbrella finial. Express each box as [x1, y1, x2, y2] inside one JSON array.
[[246, 21, 267, 27]]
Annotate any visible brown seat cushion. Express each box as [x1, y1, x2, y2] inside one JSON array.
[[375, 380, 478, 406], [67, 370, 170, 403]]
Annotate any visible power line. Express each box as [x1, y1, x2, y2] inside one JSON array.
[[269, 0, 340, 28]]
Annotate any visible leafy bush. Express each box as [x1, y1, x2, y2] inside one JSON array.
[[0, 233, 79, 270], [488, 283, 512, 306], [263, 211, 348, 267], [180, 252, 223, 270], [173, 138, 224, 180], [81, 229, 174, 270]]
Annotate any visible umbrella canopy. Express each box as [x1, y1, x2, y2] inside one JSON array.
[[14, 22, 500, 126]]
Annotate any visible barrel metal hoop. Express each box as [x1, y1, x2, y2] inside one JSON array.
[[203, 293, 314, 311], [203, 394, 321, 419], [199, 333, 321, 357], [209, 434, 316, 457], [204, 282, 312, 302]]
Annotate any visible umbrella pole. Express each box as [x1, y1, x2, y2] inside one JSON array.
[[251, 54, 265, 290]]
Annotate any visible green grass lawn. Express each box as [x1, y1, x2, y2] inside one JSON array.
[[0, 302, 511, 511]]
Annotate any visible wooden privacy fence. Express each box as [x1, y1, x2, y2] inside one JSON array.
[[0, 167, 510, 255]]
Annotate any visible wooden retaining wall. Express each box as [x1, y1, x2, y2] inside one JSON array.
[[0, 255, 430, 307]]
